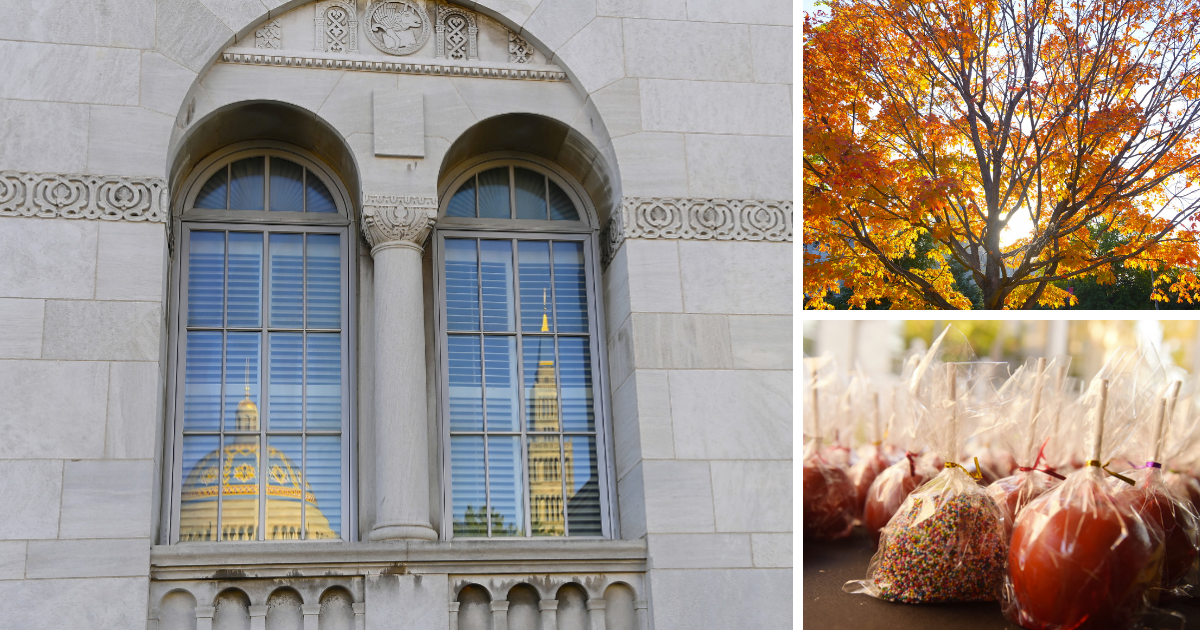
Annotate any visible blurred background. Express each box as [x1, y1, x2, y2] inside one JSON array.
[[803, 320, 1200, 383]]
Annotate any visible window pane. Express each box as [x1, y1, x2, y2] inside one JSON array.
[[479, 240, 514, 332], [514, 168, 546, 220], [221, 434, 260, 541], [266, 435, 303, 540], [447, 335, 483, 432], [488, 436, 525, 537], [270, 158, 305, 212], [306, 436, 342, 539], [450, 435, 487, 537], [444, 239, 480, 332], [268, 332, 302, 431], [558, 337, 594, 432], [179, 435, 220, 541], [306, 172, 338, 213], [483, 336, 518, 432], [446, 177, 476, 217], [565, 436, 602, 536], [306, 234, 341, 329], [528, 434, 564, 536], [183, 331, 222, 431], [517, 241, 553, 332], [224, 332, 261, 432], [269, 234, 304, 328], [477, 167, 510, 219], [523, 336, 559, 432], [306, 333, 341, 431], [195, 168, 228, 209], [227, 232, 263, 328], [552, 241, 588, 333], [187, 231, 225, 327], [229, 157, 265, 210], [548, 180, 579, 221]]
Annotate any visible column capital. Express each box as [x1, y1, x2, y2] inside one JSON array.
[[538, 599, 559, 611], [586, 599, 607, 611], [361, 194, 438, 254], [490, 600, 511, 612]]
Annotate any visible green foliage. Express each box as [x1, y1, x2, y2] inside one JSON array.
[[453, 505, 519, 537]]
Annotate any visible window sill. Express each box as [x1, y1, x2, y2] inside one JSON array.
[[150, 538, 647, 580]]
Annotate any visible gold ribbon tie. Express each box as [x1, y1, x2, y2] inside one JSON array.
[[945, 456, 983, 480], [1085, 459, 1135, 485]]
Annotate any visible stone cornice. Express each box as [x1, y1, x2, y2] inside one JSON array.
[[361, 194, 438, 253], [221, 52, 568, 82], [601, 196, 793, 266], [0, 170, 168, 223]]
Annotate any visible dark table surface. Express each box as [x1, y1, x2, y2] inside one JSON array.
[[803, 528, 1200, 630]]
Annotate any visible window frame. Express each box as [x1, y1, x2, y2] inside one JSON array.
[[433, 155, 617, 540], [161, 143, 358, 544]]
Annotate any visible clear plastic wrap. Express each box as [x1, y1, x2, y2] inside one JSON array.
[[862, 453, 937, 544], [846, 371, 892, 519], [1003, 352, 1168, 630], [803, 355, 856, 541], [845, 327, 1010, 602]]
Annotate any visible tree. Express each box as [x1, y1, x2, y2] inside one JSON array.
[[804, 0, 1200, 309], [454, 505, 519, 537]]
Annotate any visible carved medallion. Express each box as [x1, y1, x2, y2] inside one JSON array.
[[509, 30, 533, 63], [255, 20, 282, 49], [315, 1, 359, 53], [364, 0, 431, 56]]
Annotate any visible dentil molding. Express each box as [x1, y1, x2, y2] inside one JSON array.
[[0, 170, 168, 223], [601, 197, 793, 266], [361, 194, 438, 251], [221, 52, 567, 81]]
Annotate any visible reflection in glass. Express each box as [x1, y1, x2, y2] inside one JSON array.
[[447, 335, 483, 432], [266, 436, 303, 539], [229, 157, 265, 210], [227, 232, 263, 328], [488, 436, 524, 536], [450, 436, 487, 537], [223, 332, 260, 432], [518, 241, 553, 332], [565, 436, 602, 536], [306, 333, 341, 431], [483, 336, 518, 431], [195, 168, 228, 209], [178, 435, 220, 541], [269, 234, 303, 328], [477, 167, 510, 219], [514, 168, 546, 220], [479, 240, 514, 332], [220, 434, 260, 541], [268, 333, 303, 431], [306, 173, 337, 213], [552, 241, 588, 333], [548, 180, 579, 221], [523, 337, 558, 432], [528, 434, 564, 536], [306, 436, 342, 538], [270, 158, 305, 212], [558, 337, 594, 432], [444, 239, 480, 331], [183, 331, 222, 432], [188, 231, 225, 327], [446, 176, 476, 217], [307, 234, 341, 329]]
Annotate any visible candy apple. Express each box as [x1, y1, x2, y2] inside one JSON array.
[[803, 461, 856, 540]]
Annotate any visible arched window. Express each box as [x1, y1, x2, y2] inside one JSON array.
[[166, 143, 354, 543], [436, 155, 610, 538]]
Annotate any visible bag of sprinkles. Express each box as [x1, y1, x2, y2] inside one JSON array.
[[1003, 351, 1167, 630], [846, 326, 1010, 603], [803, 355, 857, 541]]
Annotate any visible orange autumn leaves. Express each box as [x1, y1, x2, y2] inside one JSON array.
[[804, 0, 1200, 309]]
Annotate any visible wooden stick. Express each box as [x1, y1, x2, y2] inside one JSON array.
[[1152, 397, 1168, 464], [1024, 358, 1048, 463], [811, 365, 821, 450], [1092, 379, 1109, 463], [873, 392, 882, 444], [1160, 380, 1182, 462], [1052, 363, 1067, 446], [947, 363, 957, 459]]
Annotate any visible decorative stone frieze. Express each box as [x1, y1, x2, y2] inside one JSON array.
[[435, 3, 478, 60], [601, 197, 794, 266], [364, 0, 431, 56], [255, 20, 282, 49], [0, 170, 168, 223], [220, 52, 568, 81], [315, 0, 359, 53], [360, 194, 438, 251], [509, 30, 533, 63]]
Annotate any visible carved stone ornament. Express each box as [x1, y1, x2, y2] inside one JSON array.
[[435, 3, 477, 60], [361, 194, 438, 251], [601, 197, 793, 266], [364, 0, 431, 56], [508, 30, 533, 63], [221, 52, 568, 81], [0, 170, 168, 223], [315, 1, 359, 53], [256, 20, 282, 49]]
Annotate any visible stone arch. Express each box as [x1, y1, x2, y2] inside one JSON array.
[[266, 587, 304, 630], [456, 584, 492, 630], [554, 583, 589, 630], [505, 583, 539, 630], [159, 589, 198, 630], [603, 582, 637, 630], [213, 588, 252, 630], [318, 586, 356, 630]]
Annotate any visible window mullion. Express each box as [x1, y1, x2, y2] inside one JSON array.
[[510, 237, 532, 538]]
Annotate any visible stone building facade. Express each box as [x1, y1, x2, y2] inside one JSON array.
[[0, 0, 793, 628]]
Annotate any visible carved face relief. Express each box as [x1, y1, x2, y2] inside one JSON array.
[[365, 0, 431, 55]]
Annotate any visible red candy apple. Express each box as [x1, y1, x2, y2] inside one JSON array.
[[803, 461, 856, 540], [1124, 475, 1198, 589], [848, 450, 891, 518], [863, 458, 930, 543]]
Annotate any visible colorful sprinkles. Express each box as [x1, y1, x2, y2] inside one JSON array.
[[872, 492, 1007, 603]]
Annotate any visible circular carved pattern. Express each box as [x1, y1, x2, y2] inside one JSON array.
[[365, 0, 430, 56]]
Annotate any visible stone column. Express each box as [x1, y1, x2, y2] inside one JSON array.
[[302, 603, 322, 630], [490, 600, 510, 630], [538, 599, 558, 630], [447, 601, 460, 630], [249, 604, 267, 630], [634, 599, 649, 630], [195, 606, 215, 630], [362, 196, 439, 541], [354, 602, 367, 630], [586, 599, 607, 630]]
